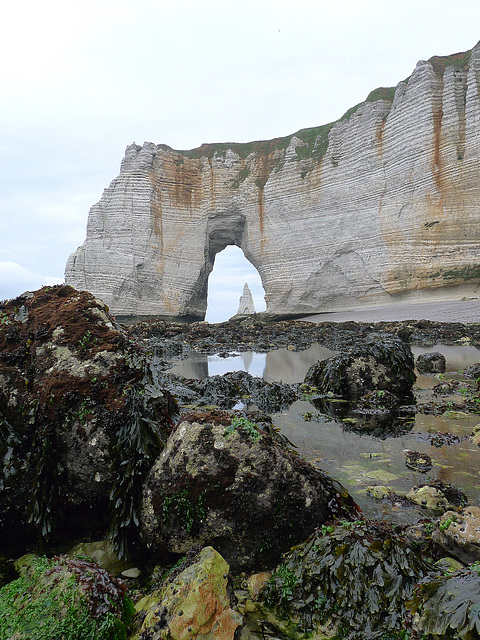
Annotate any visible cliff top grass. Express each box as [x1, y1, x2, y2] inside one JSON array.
[[157, 44, 474, 164]]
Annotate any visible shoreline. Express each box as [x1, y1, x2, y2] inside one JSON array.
[[304, 299, 480, 325]]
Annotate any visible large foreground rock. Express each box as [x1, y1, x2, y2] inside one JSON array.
[[0, 285, 175, 555], [140, 412, 359, 571]]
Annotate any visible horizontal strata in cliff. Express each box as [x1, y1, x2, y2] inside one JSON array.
[[66, 42, 480, 319]]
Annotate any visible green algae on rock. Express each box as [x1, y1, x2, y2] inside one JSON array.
[[0, 554, 134, 640], [131, 546, 242, 640]]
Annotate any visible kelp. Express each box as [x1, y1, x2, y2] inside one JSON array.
[[263, 520, 433, 639], [407, 567, 480, 639], [109, 358, 175, 558], [0, 407, 66, 542]]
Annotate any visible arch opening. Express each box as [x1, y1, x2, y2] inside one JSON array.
[[205, 245, 266, 323]]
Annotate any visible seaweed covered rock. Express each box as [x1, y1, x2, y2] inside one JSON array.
[[185, 370, 299, 412], [140, 411, 359, 571], [0, 285, 176, 555], [416, 351, 446, 374], [404, 450, 433, 473], [262, 520, 432, 640], [131, 546, 242, 640], [304, 332, 415, 403], [0, 554, 133, 640], [406, 566, 480, 639]]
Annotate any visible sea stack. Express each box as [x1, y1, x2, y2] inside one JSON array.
[[237, 283, 256, 316]]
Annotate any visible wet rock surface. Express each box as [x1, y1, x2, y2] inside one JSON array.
[[416, 351, 446, 373], [4, 289, 480, 638], [0, 285, 176, 554], [131, 546, 242, 640], [140, 410, 359, 571]]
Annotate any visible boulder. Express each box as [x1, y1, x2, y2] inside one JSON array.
[[416, 351, 446, 374], [406, 486, 449, 514], [433, 506, 480, 564], [140, 411, 359, 571], [131, 547, 242, 640], [304, 333, 415, 403], [0, 285, 175, 555]]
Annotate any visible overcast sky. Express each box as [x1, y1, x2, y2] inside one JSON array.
[[1, 0, 479, 321]]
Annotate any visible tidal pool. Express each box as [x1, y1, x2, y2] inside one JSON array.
[[168, 342, 480, 524]]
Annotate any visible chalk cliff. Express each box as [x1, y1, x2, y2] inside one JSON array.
[[66, 42, 480, 319]]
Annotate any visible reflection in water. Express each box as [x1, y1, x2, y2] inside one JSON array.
[[264, 344, 335, 384], [167, 343, 335, 383], [170, 343, 480, 383], [168, 352, 267, 379]]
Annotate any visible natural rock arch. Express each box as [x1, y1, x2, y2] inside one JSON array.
[[66, 42, 480, 319]]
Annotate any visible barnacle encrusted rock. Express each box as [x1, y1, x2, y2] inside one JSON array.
[[433, 506, 480, 563], [66, 43, 480, 319]]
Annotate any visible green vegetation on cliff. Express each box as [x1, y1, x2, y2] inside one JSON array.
[[157, 45, 473, 171]]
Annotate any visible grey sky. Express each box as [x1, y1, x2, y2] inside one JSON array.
[[1, 0, 479, 321]]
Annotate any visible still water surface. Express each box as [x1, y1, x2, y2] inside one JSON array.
[[169, 343, 480, 523]]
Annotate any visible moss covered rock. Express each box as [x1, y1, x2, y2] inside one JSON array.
[[0, 554, 133, 640], [131, 546, 242, 640]]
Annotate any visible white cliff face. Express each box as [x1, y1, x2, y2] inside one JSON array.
[[66, 43, 480, 319]]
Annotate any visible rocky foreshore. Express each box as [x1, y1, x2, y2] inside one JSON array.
[[2, 286, 480, 639]]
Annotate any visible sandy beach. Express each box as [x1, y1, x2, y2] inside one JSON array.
[[305, 299, 480, 324]]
